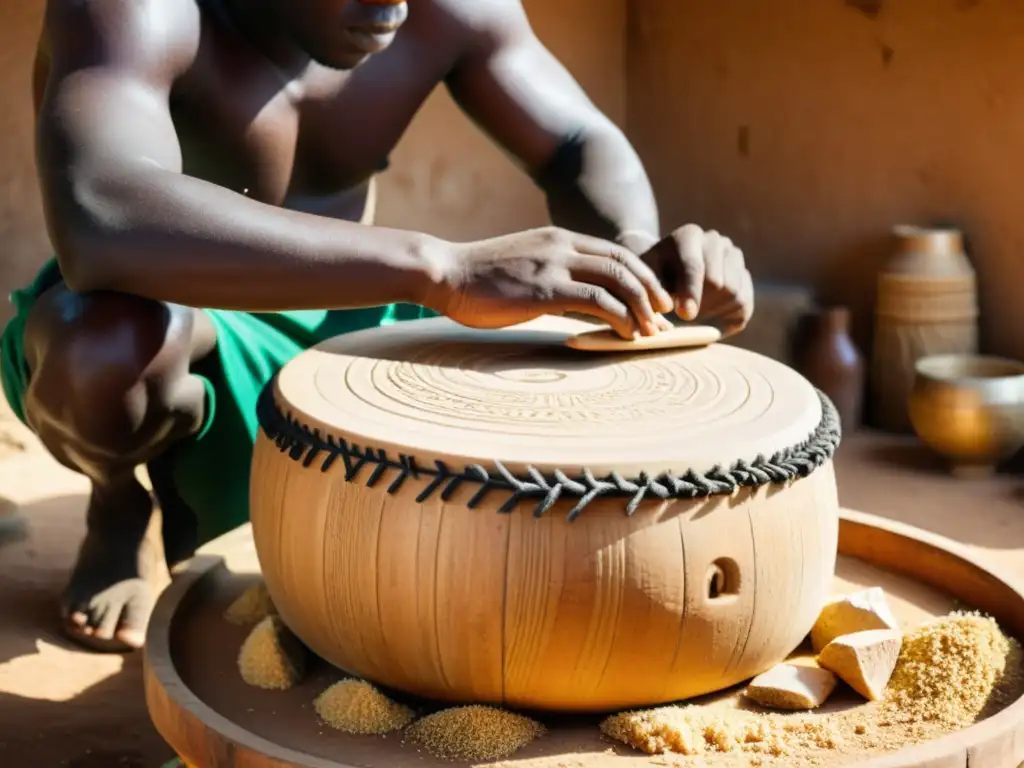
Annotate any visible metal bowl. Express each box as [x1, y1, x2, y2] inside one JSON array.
[[908, 354, 1024, 476]]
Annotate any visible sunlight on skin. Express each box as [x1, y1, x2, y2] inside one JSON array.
[[0, 639, 123, 702]]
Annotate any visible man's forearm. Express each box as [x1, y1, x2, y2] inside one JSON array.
[[49, 165, 448, 312], [533, 125, 660, 250]]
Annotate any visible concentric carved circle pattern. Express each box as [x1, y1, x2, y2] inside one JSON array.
[[278, 317, 821, 476]]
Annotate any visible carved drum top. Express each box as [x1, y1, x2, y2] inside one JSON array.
[[275, 316, 822, 477]]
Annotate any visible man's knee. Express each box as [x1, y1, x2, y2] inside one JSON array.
[[21, 284, 206, 472]]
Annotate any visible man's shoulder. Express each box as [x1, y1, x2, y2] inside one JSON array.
[[43, 0, 202, 74], [427, 0, 529, 32], [424, 0, 532, 58]]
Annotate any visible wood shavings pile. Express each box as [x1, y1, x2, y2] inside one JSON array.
[[601, 611, 1023, 765], [236, 615, 306, 690], [227, 598, 546, 761], [314, 679, 416, 734], [601, 705, 841, 760], [404, 705, 545, 761], [224, 580, 276, 625], [879, 611, 1022, 727]]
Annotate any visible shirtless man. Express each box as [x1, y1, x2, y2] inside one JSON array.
[[1, 0, 754, 652]]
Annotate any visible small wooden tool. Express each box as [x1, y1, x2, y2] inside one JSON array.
[[564, 324, 721, 352]]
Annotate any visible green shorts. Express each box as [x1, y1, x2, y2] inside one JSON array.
[[0, 257, 436, 545]]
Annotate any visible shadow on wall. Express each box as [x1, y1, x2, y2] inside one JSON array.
[[819, 232, 892, 366]]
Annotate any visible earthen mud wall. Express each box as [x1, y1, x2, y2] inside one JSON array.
[[1, 0, 1021, 362]]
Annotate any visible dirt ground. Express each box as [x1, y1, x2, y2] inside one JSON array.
[[0, 406, 174, 768]]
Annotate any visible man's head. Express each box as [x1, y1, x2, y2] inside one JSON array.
[[277, 0, 409, 69]]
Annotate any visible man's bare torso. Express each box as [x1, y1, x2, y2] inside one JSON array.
[[36, 0, 468, 224], [18, 0, 726, 660]]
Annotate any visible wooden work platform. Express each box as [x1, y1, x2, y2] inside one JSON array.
[[143, 430, 1024, 768]]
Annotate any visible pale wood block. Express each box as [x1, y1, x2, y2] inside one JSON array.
[[818, 628, 902, 701], [810, 586, 900, 652], [745, 663, 838, 710]]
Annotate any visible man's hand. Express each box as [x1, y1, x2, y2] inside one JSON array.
[[429, 227, 675, 339], [638, 224, 754, 337]]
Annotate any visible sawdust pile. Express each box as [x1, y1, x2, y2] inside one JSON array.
[[224, 581, 276, 626], [880, 611, 1022, 727], [602, 706, 841, 760], [404, 705, 545, 761], [602, 612, 1022, 764], [314, 679, 415, 734], [237, 616, 306, 690]]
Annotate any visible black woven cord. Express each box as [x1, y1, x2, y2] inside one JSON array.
[[255, 376, 841, 521]]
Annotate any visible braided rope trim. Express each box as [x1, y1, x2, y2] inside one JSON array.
[[255, 376, 841, 522]]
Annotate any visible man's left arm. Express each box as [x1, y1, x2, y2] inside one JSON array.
[[444, 1, 660, 255], [444, 0, 754, 333]]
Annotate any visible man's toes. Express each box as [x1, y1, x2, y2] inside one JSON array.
[[114, 590, 153, 648], [60, 598, 132, 652], [61, 597, 94, 635], [67, 605, 98, 637], [59, 578, 154, 653], [64, 622, 135, 653], [93, 604, 121, 642], [115, 626, 146, 649]]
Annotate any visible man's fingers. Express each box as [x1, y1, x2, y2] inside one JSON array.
[[670, 224, 706, 320], [696, 244, 744, 318], [720, 270, 755, 336], [555, 282, 636, 339], [721, 312, 749, 338], [567, 254, 660, 336], [725, 248, 753, 327], [723, 243, 746, 294], [739, 267, 754, 320], [697, 301, 741, 322], [703, 231, 727, 289], [572, 233, 674, 314]]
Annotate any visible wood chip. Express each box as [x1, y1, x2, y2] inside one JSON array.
[[745, 663, 838, 710], [564, 324, 721, 352], [810, 587, 900, 652], [818, 629, 902, 701]]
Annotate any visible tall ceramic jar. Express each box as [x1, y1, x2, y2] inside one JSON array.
[[870, 225, 978, 432]]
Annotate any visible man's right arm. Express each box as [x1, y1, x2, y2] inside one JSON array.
[[37, 0, 447, 311]]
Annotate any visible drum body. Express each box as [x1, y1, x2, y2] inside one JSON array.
[[250, 316, 841, 712]]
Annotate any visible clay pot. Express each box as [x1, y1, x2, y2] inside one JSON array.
[[909, 354, 1024, 478], [793, 306, 865, 431], [870, 225, 979, 433]]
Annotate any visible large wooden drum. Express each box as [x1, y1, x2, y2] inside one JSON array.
[[250, 316, 842, 713]]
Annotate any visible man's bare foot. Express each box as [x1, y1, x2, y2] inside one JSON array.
[[60, 480, 157, 652]]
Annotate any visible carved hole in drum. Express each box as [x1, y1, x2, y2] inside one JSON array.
[[706, 558, 741, 602]]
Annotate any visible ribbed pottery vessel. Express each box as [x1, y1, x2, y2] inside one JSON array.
[[871, 225, 978, 432]]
